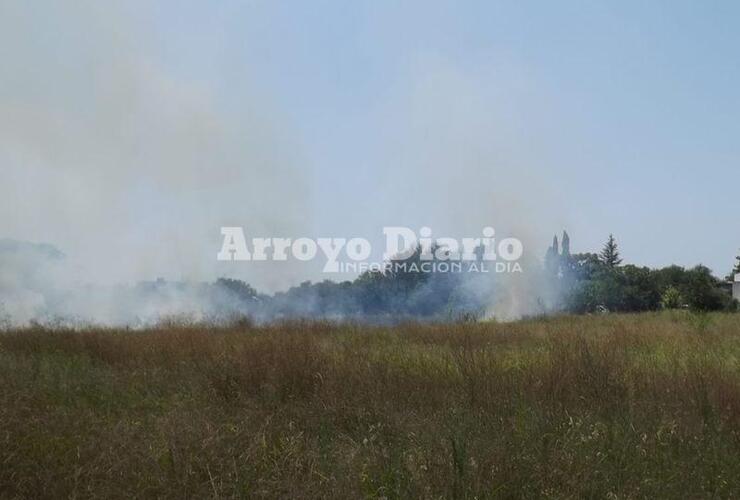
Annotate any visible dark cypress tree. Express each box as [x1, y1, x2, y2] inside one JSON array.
[[723, 251, 740, 281], [545, 235, 559, 276], [559, 230, 576, 281], [600, 234, 622, 268], [561, 231, 570, 257]]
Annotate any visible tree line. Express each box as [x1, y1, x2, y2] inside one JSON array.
[[208, 233, 739, 321], [546, 232, 738, 313]]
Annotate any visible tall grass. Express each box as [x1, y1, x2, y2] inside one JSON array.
[[2, 312, 740, 498]]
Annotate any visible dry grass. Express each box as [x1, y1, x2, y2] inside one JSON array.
[[2, 312, 740, 498]]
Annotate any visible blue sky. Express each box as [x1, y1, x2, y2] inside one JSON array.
[[2, 1, 739, 287], [155, 1, 740, 271]]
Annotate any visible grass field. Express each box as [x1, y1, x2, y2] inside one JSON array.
[[2, 313, 740, 498]]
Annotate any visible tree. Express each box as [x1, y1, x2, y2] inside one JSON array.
[[661, 286, 683, 309], [215, 278, 258, 303], [600, 234, 622, 268], [621, 265, 661, 311], [544, 235, 559, 277], [683, 265, 732, 312], [730, 251, 740, 280], [561, 231, 571, 257], [569, 252, 604, 281]]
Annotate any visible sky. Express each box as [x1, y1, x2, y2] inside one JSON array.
[[1, 0, 739, 291]]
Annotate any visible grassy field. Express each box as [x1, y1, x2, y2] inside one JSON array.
[[2, 313, 740, 498]]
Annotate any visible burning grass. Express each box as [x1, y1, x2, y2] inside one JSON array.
[[2, 312, 740, 498]]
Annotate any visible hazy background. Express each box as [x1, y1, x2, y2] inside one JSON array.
[[1, 0, 739, 294]]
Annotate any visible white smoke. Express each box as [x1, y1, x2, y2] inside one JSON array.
[[0, 2, 567, 325], [0, 1, 314, 292]]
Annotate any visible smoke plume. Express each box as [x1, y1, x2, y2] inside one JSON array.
[[0, 2, 565, 326]]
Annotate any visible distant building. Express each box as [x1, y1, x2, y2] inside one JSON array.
[[735, 275, 740, 301]]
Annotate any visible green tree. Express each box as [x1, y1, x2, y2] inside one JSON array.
[[661, 286, 683, 309], [544, 235, 559, 277], [683, 265, 731, 312], [730, 251, 740, 280], [561, 231, 571, 257], [600, 234, 622, 268], [621, 265, 661, 311], [215, 278, 258, 302]]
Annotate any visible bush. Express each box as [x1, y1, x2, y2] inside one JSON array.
[[661, 286, 684, 309]]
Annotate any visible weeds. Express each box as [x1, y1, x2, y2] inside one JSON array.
[[1, 312, 740, 498]]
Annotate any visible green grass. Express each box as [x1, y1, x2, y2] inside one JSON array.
[[2, 312, 740, 498]]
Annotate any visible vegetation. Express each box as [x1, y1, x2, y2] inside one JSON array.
[[547, 234, 737, 314], [728, 251, 740, 281], [201, 234, 736, 322], [11, 234, 734, 326], [3, 313, 740, 498], [599, 234, 622, 268], [209, 245, 490, 322]]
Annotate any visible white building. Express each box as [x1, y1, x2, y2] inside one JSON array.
[[735, 275, 740, 301]]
